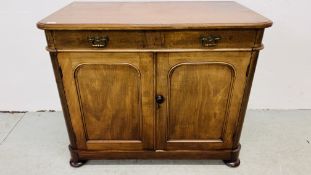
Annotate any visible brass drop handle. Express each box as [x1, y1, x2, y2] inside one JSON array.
[[200, 35, 221, 47], [88, 36, 109, 48]]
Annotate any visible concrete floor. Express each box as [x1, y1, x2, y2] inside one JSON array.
[[0, 110, 310, 175]]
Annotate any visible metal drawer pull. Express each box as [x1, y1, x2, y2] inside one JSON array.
[[88, 36, 109, 48], [200, 35, 221, 47]]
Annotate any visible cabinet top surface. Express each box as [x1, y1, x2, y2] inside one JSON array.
[[37, 1, 272, 30]]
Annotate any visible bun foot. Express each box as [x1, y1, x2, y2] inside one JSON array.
[[70, 159, 87, 168], [223, 159, 240, 168]]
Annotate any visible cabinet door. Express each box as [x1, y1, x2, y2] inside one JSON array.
[[58, 52, 154, 151], [156, 52, 251, 150]]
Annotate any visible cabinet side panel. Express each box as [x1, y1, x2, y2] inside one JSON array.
[[232, 29, 264, 148], [49, 52, 77, 148]]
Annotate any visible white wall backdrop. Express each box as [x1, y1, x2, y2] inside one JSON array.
[[0, 0, 310, 111]]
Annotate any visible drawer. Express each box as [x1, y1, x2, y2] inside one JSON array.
[[162, 29, 258, 49], [52, 30, 145, 49], [51, 30, 258, 50]]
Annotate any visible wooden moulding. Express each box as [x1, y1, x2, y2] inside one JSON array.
[[69, 144, 241, 160], [46, 46, 264, 53], [38, 23, 272, 31]]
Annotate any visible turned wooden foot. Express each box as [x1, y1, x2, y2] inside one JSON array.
[[70, 159, 87, 167], [68, 145, 87, 167], [223, 159, 240, 168]]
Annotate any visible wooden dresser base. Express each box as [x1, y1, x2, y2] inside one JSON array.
[[69, 144, 241, 168]]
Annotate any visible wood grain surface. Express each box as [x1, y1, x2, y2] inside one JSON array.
[[156, 51, 251, 151], [50, 29, 258, 50], [58, 52, 154, 151], [39, 1, 271, 167], [37, 1, 272, 30]]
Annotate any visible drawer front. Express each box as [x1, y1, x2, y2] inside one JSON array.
[[53, 30, 146, 49], [162, 29, 258, 49], [52, 30, 258, 50]]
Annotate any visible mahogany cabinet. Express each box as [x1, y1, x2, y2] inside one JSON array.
[[37, 1, 272, 167]]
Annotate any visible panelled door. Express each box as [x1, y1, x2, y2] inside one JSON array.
[[156, 52, 252, 150], [58, 52, 154, 151]]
